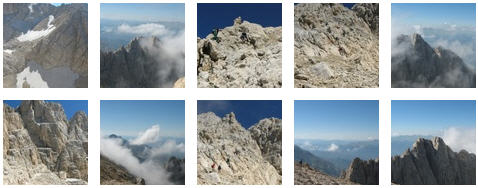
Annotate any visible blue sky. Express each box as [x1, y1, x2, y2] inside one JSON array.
[[101, 100, 184, 138], [295, 100, 379, 140], [4, 100, 87, 119], [197, 3, 282, 38], [392, 100, 476, 136], [101, 3, 185, 22], [197, 100, 281, 129], [392, 4, 475, 27]]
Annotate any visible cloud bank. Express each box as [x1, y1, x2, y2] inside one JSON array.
[[117, 23, 173, 36], [131, 125, 160, 145], [442, 127, 476, 153], [327, 143, 339, 152]]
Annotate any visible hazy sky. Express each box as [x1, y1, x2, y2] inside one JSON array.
[[4, 100, 87, 119], [101, 100, 185, 138], [392, 100, 476, 136], [295, 100, 379, 140], [197, 100, 282, 129], [101, 3, 185, 22], [392, 4, 475, 27], [197, 3, 282, 38]]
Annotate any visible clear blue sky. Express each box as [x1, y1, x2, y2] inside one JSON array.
[[392, 100, 476, 136], [4, 100, 87, 119], [392, 3, 476, 27], [101, 100, 185, 138], [101, 3, 185, 22], [197, 100, 281, 129], [197, 3, 282, 38], [295, 100, 379, 140]]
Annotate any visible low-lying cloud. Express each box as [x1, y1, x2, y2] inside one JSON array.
[[442, 127, 476, 153], [117, 23, 172, 36], [131, 125, 160, 145], [327, 143, 339, 152]]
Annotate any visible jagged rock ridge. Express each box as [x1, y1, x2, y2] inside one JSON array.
[[3, 101, 88, 185], [197, 17, 282, 88], [392, 33, 476, 88], [341, 157, 379, 185], [391, 137, 476, 185], [294, 3, 379, 88], [3, 3, 88, 88], [197, 112, 282, 184], [100, 36, 185, 88]]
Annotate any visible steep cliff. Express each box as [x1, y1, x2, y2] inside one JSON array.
[[100, 155, 146, 185], [341, 157, 379, 185], [3, 101, 88, 185], [391, 137, 475, 185], [197, 112, 282, 184], [197, 17, 282, 88]]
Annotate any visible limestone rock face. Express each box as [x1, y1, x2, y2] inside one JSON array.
[[295, 162, 356, 185], [101, 36, 185, 88], [3, 101, 88, 185], [341, 158, 379, 185], [3, 3, 88, 88], [197, 17, 282, 88], [391, 137, 476, 185], [294, 3, 379, 88], [392, 34, 476, 88], [197, 112, 282, 185], [100, 155, 146, 185]]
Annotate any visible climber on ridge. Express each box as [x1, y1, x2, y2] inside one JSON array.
[[240, 32, 249, 42], [212, 28, 221, 43]]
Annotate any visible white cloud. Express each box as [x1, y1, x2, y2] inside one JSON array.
[[16, 66, 49, 88], [150, 140, 185, 157], [17, 15, 56, 42], [327, 143, 339, 152], [131, 125, 161, 145], [100, 137, 172, 184], [117, 23, 172, 36], [442, 127, 475, 153]]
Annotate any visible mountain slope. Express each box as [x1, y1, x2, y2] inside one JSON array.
[[391, 137, 475, 185], [3, 101, 88, 185], [197, 112, 281, 185], [295, 162, 356, 185], [294, 3, 379, 88], [294, 145, 341, 176], [197, 17, 282, 88], [392, 33, 476, 88], [100, 155, 145, 185], [3, 3, 88, 88], [100, 36, 185, 88]]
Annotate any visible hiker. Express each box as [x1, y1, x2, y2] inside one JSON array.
[[211, 163, 216, 169], [218, 165, 222, 171], [299, 160, 303, 165], [240, 32, 249, 42], [212, 28, 221, 43]]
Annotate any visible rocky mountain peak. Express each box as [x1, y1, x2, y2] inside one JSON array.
[[392, 137, 475, 185], [341, 157, 379, 185]]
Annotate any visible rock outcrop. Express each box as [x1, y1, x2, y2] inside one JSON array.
[[341, 157, 379, 185], [101, 36, 185, 88], [391, 137, 476, 185], [3, 3, 88, 88], [100, 155, 146, 185], [294, 145, 341, 176], [197, 17, 282, 88], [392, 33, 476, 88], [197, 112, 282, 184], [3, 101, 88, 184], [295, 162, 356, 185], [294, 3, 379, 88]]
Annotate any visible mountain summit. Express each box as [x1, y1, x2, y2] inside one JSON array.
[[392, 137, 476, 185], [392, 33, 476, 88]]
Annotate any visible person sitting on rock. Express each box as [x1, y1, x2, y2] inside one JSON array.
[[218, 165, 222, 171], [212, 28, 221, 43]]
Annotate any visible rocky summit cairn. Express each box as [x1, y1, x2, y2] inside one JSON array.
[[392, 33, 476, 88], [197, 17, 282, 88], [3, 101, 88, 185], [341, 158, 379, 185], [294, 3, 379, 88], [197, 112, 282, 185], [391, 137, 476, 185]]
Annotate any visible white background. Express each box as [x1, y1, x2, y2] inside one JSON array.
[[0, 0, 477, 187]]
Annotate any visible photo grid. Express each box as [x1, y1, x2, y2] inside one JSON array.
[[0, 0, 477, 187]]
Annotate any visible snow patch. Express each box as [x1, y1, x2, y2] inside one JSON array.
[[16, 15, 56, 42], [16, 66, 49, 88], [28, 4, 34, 13], [4, 49, 15, 54]]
